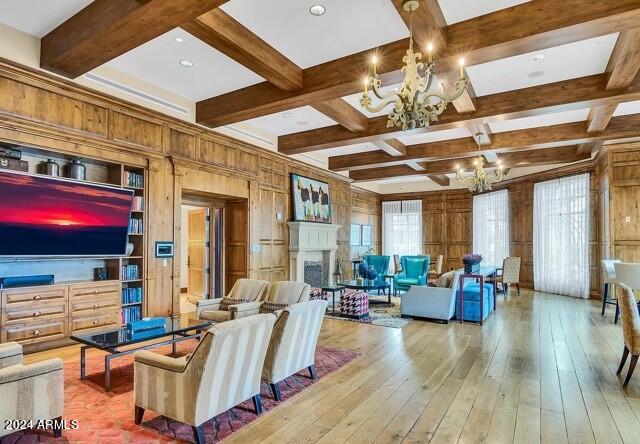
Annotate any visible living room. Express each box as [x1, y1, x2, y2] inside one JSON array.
[[1, 1, 640, 443]]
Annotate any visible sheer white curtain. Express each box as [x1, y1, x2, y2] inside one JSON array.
[[382, 200, 422, 261], [533, 173, 590, 298], [473, 190, 509, 267]]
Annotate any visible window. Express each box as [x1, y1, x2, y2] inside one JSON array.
[[473, 189, 509, 267], [533, 173, 590, 298], [382, 200, 422, 262]]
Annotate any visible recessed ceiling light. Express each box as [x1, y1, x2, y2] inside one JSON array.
[[282, 112, 293, 118], [528, 70, 544, 78], [530, 53, 544, 62], [179, 59, 193, 67], [175, 37, 184, 43], [309, 4, 326, 16]]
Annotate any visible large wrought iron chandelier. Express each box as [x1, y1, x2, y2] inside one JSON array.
[[455, 133, 506, 193], [360, 0, 469, 131]]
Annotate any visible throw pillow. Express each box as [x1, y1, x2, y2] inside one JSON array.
[[260, 301, 289, 314], [436, 270, 456, 288], [219, 297, 250, 311]]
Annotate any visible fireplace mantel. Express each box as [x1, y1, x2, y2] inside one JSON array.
[[288, 222, 340, 285]]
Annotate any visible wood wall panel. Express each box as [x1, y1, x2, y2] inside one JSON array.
[[350, 188, 382, 278], [0, 77, 108, 137], [109, 111, 164, 152], [169, 128, 196, 159]]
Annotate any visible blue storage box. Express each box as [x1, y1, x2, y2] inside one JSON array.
[[455, 282, 494, 322], [127, 317, 166, 332]]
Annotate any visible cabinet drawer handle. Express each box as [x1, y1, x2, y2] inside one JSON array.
[[92, 320, 98, 325], [33, 330, 41, 336], [33, 311, 41, 317], [33, 295, 41, 300], [93, 304, 99, 308], [94, 290, 99, 294]]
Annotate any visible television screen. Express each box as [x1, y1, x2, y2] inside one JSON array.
[[0, 170, 134, 257]]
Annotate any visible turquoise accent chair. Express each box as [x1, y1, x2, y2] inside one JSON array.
[[362, 255, 390, 285], [394, 256, 430, 292]]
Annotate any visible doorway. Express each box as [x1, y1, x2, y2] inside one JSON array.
[[179, 199, 224, 313]]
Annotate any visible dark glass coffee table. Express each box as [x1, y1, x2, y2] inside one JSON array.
[[342, 280, 392, 304], [70, 313, 212, 390]]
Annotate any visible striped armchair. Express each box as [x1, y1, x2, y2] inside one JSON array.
[[0, 342, 64, 438], [262, 300, 328, 401], [259, 281, 311, 314], [134, 314, 276, 444], [195, 278, 269, 323]]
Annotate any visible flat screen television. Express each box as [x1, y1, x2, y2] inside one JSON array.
[[0, 170, 134, 257]]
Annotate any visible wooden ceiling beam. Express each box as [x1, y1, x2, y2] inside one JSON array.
[[586, 104, 618, 133], [196, 0, 640, 127], [350, 146, 589, 181], [282, 73, 640, 154], [310, 98, 369, 132], [428, 174, 451, 186], [372, 139, 406, 157], [391, 0, 447, 51], [40, 0, 229, 78], [329, 113, 640, 171], [183, 9, 302, 91], [605, 28, 640, 90]]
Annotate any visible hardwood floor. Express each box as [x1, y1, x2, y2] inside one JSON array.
[[24, 289, 640, 443]]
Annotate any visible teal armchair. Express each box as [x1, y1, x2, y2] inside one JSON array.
[[362, 255, 390, 285], [393, 256, 430, 292]]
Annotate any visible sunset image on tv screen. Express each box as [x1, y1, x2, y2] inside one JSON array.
[[0, 170, 134, 256]]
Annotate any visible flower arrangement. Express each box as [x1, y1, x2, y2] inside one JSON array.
[[462, 254, 483, 274]]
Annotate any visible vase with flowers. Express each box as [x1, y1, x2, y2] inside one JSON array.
[[462, 254, 483, 274]]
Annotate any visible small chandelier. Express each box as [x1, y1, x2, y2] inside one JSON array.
[[360, 0, 469, 131], [455, 133, 506, 193]]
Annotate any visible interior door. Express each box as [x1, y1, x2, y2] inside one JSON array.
[[188, 208, 208, 300]]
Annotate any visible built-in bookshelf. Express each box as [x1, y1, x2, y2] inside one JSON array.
[[120, 165, 146, 325], [0, 143, 148, 328]]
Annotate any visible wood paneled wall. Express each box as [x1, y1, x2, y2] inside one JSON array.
[[0, 59, 357, 317], [381, 190, 473, 272], [382, 161, 603, 298], [606, 143, 640, 264], [350, 188, 382, 277]]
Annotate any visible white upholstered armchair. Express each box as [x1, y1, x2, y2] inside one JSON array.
[[496, 257, 521, 295], [134, 313, 276, 444], [262, 299, 328, 400], [0, 342, 64, 438], [195, 278, 269, 323]]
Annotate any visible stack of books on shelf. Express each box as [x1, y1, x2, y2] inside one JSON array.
[[128, 218, 143, 234], [122, 264, 140, 281], [122, 287, 142, 304], [124, 171, 144, 188], [122, 305, 142, 324], [132, 196, 144, 211]]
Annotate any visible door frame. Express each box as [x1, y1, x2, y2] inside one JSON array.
[[182, 195, 226, 300]]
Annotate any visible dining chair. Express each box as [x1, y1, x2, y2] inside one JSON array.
[[614, 262, 640, 325], [616, 284, 640, 386], [601, 260, 621, 321]]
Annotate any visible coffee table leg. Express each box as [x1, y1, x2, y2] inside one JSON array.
[[80, 346, 87, 380], [172, 335, 177, 356], [104, 355, 111, 391], [332, 291, 336, 314]]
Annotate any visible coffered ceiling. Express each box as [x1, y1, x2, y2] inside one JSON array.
[[1, 0, 639, 193]]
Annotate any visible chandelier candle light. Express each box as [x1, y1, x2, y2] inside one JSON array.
[[455, 133, 506, 193], [360, 0, 469, 130]]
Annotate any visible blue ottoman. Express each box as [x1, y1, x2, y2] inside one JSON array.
[[456, 282, 494, 323]]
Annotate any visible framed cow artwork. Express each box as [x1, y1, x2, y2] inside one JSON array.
[[290, 173, 332, 223]]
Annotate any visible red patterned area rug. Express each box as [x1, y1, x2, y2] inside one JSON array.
[[1, 342, 357, 444]]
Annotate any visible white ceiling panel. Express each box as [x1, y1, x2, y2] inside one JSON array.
[[244, 105, 337, 136], [220, 0, 409, 69], [397, 127, 471, 145], [466, 34, 619, 97], [342, 83, 403, 118], [614, 100, 640, 116], [105, 28, 264, 102], [438, 0, 529, 25], [489, 108, 590, 133], [0, 0, 93, 37]]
